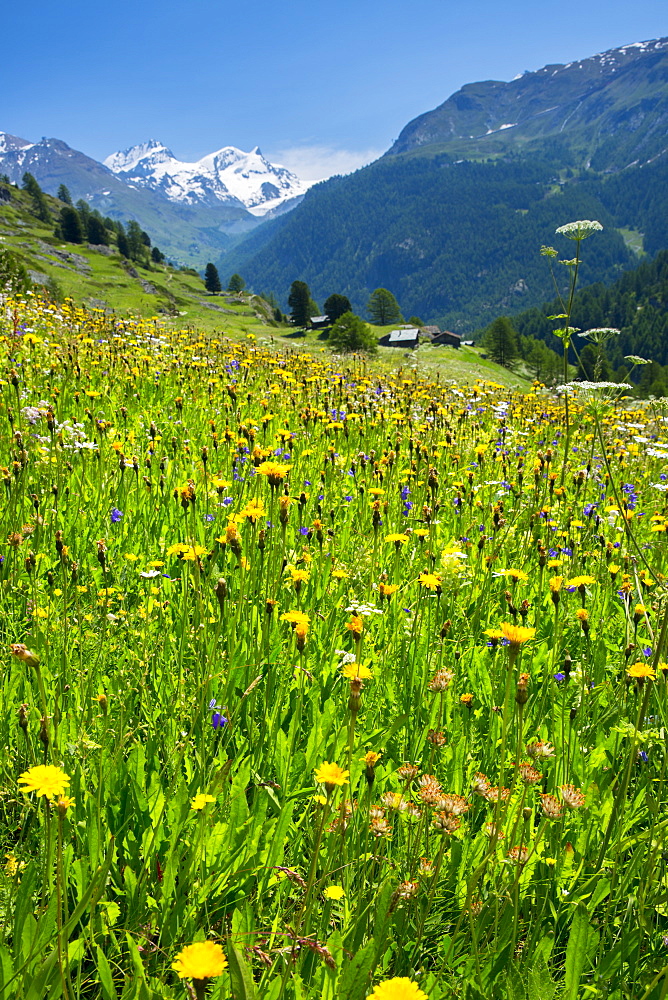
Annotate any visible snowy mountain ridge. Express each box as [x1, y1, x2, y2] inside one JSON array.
[[103, 140, 309, 216]]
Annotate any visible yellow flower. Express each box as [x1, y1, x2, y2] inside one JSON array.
[[288, 567, 310, 584], [346, 615, 364, 637], [314, 761, 350, 788], [190, 793, 216, 811], [576, 609, 589, 622], [367, 978, 429, 1000], [385, 533, 409, 545], [256, 461, 292, 487], [362, 751, 382, 766], [379, 583, 399, 599], [500, 623, 536, 650], [18, 765, 70, 800], [181, 545, 208, 562], [627, 662, 656, 680], [331, 568, 348, 580], [166, 542, 190, 558], [324, 886, 345, 900], [342, 662, 373, 680], [549, 576, 563, 593], [240, 498, 266, 522], [172, 940, 228, 980], [418, 573, 441, 590], [280, 610, 310, 626], [566, 575, 596, 589]]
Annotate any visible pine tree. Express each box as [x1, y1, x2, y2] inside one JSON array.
[[204, 263, 222, 293], [59, 206, 84, 244], [228, 273, 245, 293], [367, 288, 403, 326], [22, 173, 50, 223], [288, 280, 313, 327], [87, 215, 108, 245], [323, 293, 352, 323], [57, 184, 72, 205], [151, 246, 165, 264], [483, 316, 519, 368], [116, 223, 130, 259], [126, 220, 146, 262]]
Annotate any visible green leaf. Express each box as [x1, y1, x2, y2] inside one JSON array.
[[528, 954, 556, 1000], [338, 939, 375, 1000], [564, 903, 598, 1000], [96, 944, 118, 1000], [0, 946, 14, 995], [227, 942, 257, 1000]]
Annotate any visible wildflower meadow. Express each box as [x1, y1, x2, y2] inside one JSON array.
[[2, 288, 668, 1000]]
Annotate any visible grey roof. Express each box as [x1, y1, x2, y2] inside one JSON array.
[[388, 328, 420, 344], [311, 315, 329, 324]]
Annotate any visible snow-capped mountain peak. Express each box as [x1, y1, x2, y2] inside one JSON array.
[[103, 140, 309, 216]]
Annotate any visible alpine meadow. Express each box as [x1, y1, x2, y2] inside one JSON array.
[[2, 24, 668, 1000]]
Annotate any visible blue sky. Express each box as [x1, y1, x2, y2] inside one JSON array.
[[4, 0, 667, 179]]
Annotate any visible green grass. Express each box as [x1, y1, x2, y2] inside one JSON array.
[[0, 292, 667, 1000], [618, 227, 645, 256]]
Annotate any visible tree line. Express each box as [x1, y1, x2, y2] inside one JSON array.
[[20, 173, 166, 266]]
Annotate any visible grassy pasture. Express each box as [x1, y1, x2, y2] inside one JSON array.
[[1, 293, 668, 999]]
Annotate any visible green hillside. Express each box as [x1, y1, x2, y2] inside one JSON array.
[[0, 177, 529, 389], [0, 179, 277, 334], [498, 247, 668, 392], [215, 40, 668, 332], [216, 151, 648, 331]]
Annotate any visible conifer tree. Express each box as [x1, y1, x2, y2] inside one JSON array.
[[59, 206, 84, 244], [22, 173, 50, 223], [87, 215, 108, 245], [483, 316, 519, 368], [288, 280, 313, 327], [204, 263, 222, 293], [57, 184, 73, 204], [367, 288, 403, 326], [323, 293, 352, 323]]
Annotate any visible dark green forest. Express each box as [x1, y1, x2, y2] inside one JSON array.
[[490, 248, 668, 395], [216, 152, 668, 332]]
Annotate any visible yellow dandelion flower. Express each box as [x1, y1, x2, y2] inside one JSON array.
[[627, 662, 656, 680], [345, 615, 364, 640], [500, 623, 536, 650], [566, 575, 596, 589], [385, 533, 409, 545], [323, 886, 345, 900], [314, 761, 350, 788], [367, 977, 429, 1000], [418, 573, 442, 590], [500, 569, 529, 582], [342, 662, 373, 680], [280, 610, 310, 626], [18, 765, 70, 800], [172, 940, 228, 980], [256, 461, 291, 487]]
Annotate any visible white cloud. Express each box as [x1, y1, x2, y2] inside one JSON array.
[[271, 144, 384, 183]]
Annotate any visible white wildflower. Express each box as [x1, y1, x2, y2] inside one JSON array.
[[555, 220, 603, 240]]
